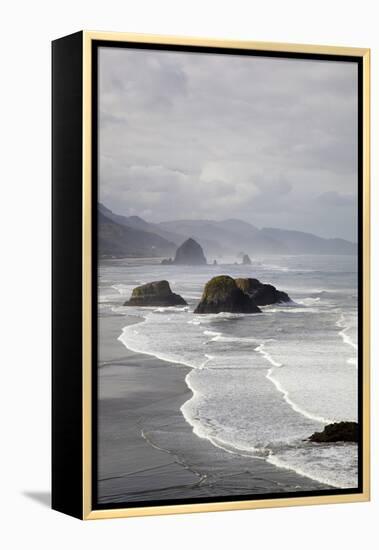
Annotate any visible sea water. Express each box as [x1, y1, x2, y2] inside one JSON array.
[[99, 254, 358, 489]]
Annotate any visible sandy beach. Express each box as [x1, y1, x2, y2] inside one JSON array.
[[98, 312, 332, 505]]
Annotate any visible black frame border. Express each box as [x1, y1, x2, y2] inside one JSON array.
[[52, 31, 84, 519]]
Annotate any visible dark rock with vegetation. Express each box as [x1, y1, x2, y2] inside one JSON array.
[[309, 422, 358, 443], [242, 254, 252, 265], [173, 238, 207, 265], [235, 278, 291, 306], [124, 280, 187, 307], [161, 258, 173, 265], [194, 276, 261, 314]]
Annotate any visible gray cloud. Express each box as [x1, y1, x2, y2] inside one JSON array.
[[98, 47, 358, 241]]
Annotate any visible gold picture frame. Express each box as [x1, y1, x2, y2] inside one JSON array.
[[52, 31, 370, 520]]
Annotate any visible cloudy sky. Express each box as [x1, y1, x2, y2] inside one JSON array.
[[99, 46, 358, 241]]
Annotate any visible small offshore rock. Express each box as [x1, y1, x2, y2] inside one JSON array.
[[309, 422, 359, 443]]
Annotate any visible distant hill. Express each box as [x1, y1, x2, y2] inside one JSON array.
[[158, 219, 284, 256], [98, 209, 176, 258], [98, 203, 357, 258], [261, 228, 357, 255], [99, 203, 183, 245]]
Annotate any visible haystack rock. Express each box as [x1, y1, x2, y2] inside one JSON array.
[[173, 238, 207, 265], [242, 254, 252, 265], [235, 278, 291, 306], [124, 280, 187, 307], [194, 275, 261, 314]]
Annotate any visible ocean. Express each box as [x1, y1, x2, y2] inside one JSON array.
[[98, 254, 358, 491]]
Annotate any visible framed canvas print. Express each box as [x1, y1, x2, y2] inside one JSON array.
[[52, 31, 370, 520]]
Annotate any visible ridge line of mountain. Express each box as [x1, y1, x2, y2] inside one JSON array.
[[98, 202, 357, 258]]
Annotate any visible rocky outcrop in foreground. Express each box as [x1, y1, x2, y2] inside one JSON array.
[[124, 281, 187, 307], [195, 276, 291, 314], [235, 278, 290, 306], [194, 276, 261, 314], [309, 422, 358, 443]]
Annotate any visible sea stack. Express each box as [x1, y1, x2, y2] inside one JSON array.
[[194, 275, 261, 314], [124, 280, 187, 307], [242, 254, 252, 265], [235, 278, 291, 306], [173, 238, 207, 265]]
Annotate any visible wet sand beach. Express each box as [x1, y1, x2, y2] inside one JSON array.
[[98, 313, 332, 504]]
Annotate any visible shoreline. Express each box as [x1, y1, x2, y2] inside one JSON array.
[[98, 310, 333, 504]]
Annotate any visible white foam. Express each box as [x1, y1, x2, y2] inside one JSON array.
[[267, 448, 357, 489], [118, 316, 197, 369], [255, 343, 282, 368], [180, 374, 265, 457], [261, 263, 290, 272], [203, 330, 222, 338], [99, 294, 119, 303], [111, 283, 141, 297], [111, 305, 143, 317], [337, 315, 358, 351], [336, 314, 358, 372], [297, 297, 321, 306], [203, 330, 255, 344], [261, 264, 316, 273], [154, 306, 189, 312], [256, 343, 333, 424], [267, 368, 333, 424], [339, 330, 358, 350], [264, 307, 318, 314], [200, 354, 214, 369]]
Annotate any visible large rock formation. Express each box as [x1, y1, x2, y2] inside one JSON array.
[[309, 422, 358, 443], [194, 276, 261, 314], [124, 281, 187, 307], [173, 238, 207, 265], [242, 254, 252, 265], [235, 278, 290, 306]]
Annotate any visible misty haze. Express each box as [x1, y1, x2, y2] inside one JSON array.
[[99, 47, 358, 243]]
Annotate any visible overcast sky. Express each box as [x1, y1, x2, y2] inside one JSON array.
[[99, 47, 358, 241]]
